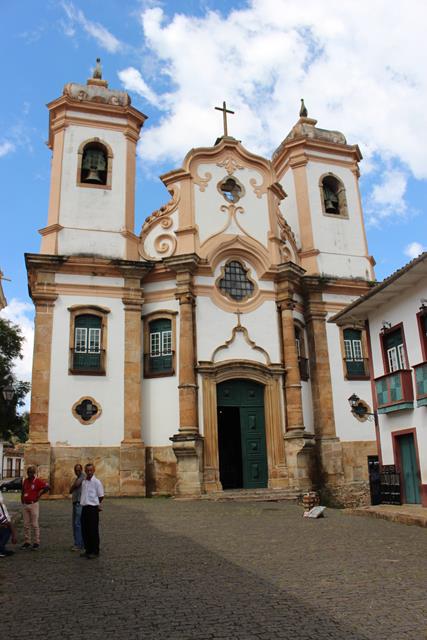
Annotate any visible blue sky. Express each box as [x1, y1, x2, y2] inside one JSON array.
[[1, 0, 426, 382]]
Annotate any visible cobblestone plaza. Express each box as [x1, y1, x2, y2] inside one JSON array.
[[1, 498, 426, 639]]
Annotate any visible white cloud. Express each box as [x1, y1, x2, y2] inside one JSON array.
[[367, 168, 409, 225], [0, 141, 15, 158], [61, 1, 121, 53], [118, 67, 159, 106], [118, 0, 427, 222], [0, 299, 34, 384], [404, 242, 426, 260]]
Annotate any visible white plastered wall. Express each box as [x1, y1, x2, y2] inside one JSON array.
[[141, 298, 180, 447], [279, 169, 301, 247], [325, 299, 375, 443], [293, 307, 314, 434], [194, 164, 270, 250], [368, 280, 427, 483], [48, 294, 125, 447], [58, 124, 127, 258], [306, 161, 369, 279]]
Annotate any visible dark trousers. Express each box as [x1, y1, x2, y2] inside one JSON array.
[[81, 505, 100, 555], [0, 526, 11, 552]]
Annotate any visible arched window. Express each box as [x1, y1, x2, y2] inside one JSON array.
[[143, 312, 177, 377], [343, 328, 367, 377], [68, 305, 109, 375], [73, 315, 102, 371], [218, 260, 255, 301], [320, 174, 348, 217], [295, 324, 309, 381], [80, 141, 108, 185]]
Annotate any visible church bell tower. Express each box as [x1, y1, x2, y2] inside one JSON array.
[[40, 58, 147, 260]]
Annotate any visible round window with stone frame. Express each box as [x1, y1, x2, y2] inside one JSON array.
[[217, 260, 256, 302], [72, 396, 102, 425], [217, 176, 245, 203]]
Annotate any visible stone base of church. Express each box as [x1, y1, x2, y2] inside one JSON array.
[[146, 445, 177, 496], [25, 444, 146, 496], [171, 434, 203, 498], [316, 438, 378, 507], [24, 441, 51, 483], [283, 431, 316, 492]]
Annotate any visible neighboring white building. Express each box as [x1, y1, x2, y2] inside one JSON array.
[[25, 65, 377, 504], [333, 252, 427, 507]]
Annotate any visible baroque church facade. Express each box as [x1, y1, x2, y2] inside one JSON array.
[[25, 66, 378, 504]]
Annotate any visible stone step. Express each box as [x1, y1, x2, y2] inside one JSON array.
[[201, 488, 301, 503]]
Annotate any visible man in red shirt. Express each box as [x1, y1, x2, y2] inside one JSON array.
[[21, 465, 50, 550]]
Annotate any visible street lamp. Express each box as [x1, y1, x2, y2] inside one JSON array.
[[1, 378, 15, 404], [348, 393, 375, 421]]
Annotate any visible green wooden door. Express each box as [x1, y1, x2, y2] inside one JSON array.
[[240, 406, 268, 488], [398, 434, 421, 504], [217, 380, 268, 489]]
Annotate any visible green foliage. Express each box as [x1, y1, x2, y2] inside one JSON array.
[[0, 317, 31, 442]]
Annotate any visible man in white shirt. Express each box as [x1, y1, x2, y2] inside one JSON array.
[[80, 463, 104, 559]]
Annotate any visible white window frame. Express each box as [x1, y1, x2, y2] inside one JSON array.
[[75, 327, 87, 353], [162, 330, 172, 356], [150, 332, 161, 357]]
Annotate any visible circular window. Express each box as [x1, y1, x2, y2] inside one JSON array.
[[72, 396, 102, 425], [217, 260, 255, 301], [217, 176, 244, 203]]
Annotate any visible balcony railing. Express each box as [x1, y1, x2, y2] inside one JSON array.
[[374, 369, 414, 414], [298, 357, 309, 381], [413, 361, 427, 407], [344, 357, 369, 379], [70, 349, 106, 375], [143, 352, 175, 377]]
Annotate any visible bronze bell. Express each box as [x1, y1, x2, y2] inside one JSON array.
[[324, 187, 339, 213], [82, 149, 106, 183]]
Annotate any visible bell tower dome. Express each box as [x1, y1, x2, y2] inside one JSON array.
[[40, 59, 147, 260], [273, 102, 374, 280]]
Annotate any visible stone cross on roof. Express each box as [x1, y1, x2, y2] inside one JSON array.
[[215, 101, 235, 137]]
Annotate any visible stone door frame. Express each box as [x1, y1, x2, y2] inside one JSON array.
[[198, 360, 288, 493]]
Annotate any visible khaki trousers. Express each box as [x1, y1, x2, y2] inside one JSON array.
[[23, 502, 40, 544]]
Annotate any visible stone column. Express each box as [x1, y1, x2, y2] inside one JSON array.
[[276, 264, 315, 491], [304, 284, 344, 491], [120, 290, 145, 496], [278, 298, 304, 433], [25, 293, 57, 482], [165, 255, 202, 498]]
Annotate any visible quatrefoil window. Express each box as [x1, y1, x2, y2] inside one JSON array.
[[72, 396, 102, 425], [218, 260, 255, 301], [217, 176, 244, 203]]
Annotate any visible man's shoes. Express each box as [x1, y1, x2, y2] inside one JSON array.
[[32, 543, 40, 550], [20, 543, 31, 550], [71, 545, 83, 551]]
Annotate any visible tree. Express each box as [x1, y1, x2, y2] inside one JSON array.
[[0, 317, 31, 442]]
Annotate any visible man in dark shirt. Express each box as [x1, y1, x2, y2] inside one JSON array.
[[69, 463, 85, 551]]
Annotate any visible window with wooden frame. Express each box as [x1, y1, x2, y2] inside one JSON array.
[[340, 326, 369, 379], [68, 306, 109, 375], [294, 322, 309, 381], [381, 325, 408, 373], [417, 308, 427, 361], [143, 311, 177, 377]]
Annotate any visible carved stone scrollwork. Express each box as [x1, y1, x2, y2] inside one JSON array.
[[154, 233, 177, 256], [138, 185, 180, 260], [250, 175, 268, 198], [277, 209, 300, 264], [193, 170, 212, 192], [216, 156, 244, 176]]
